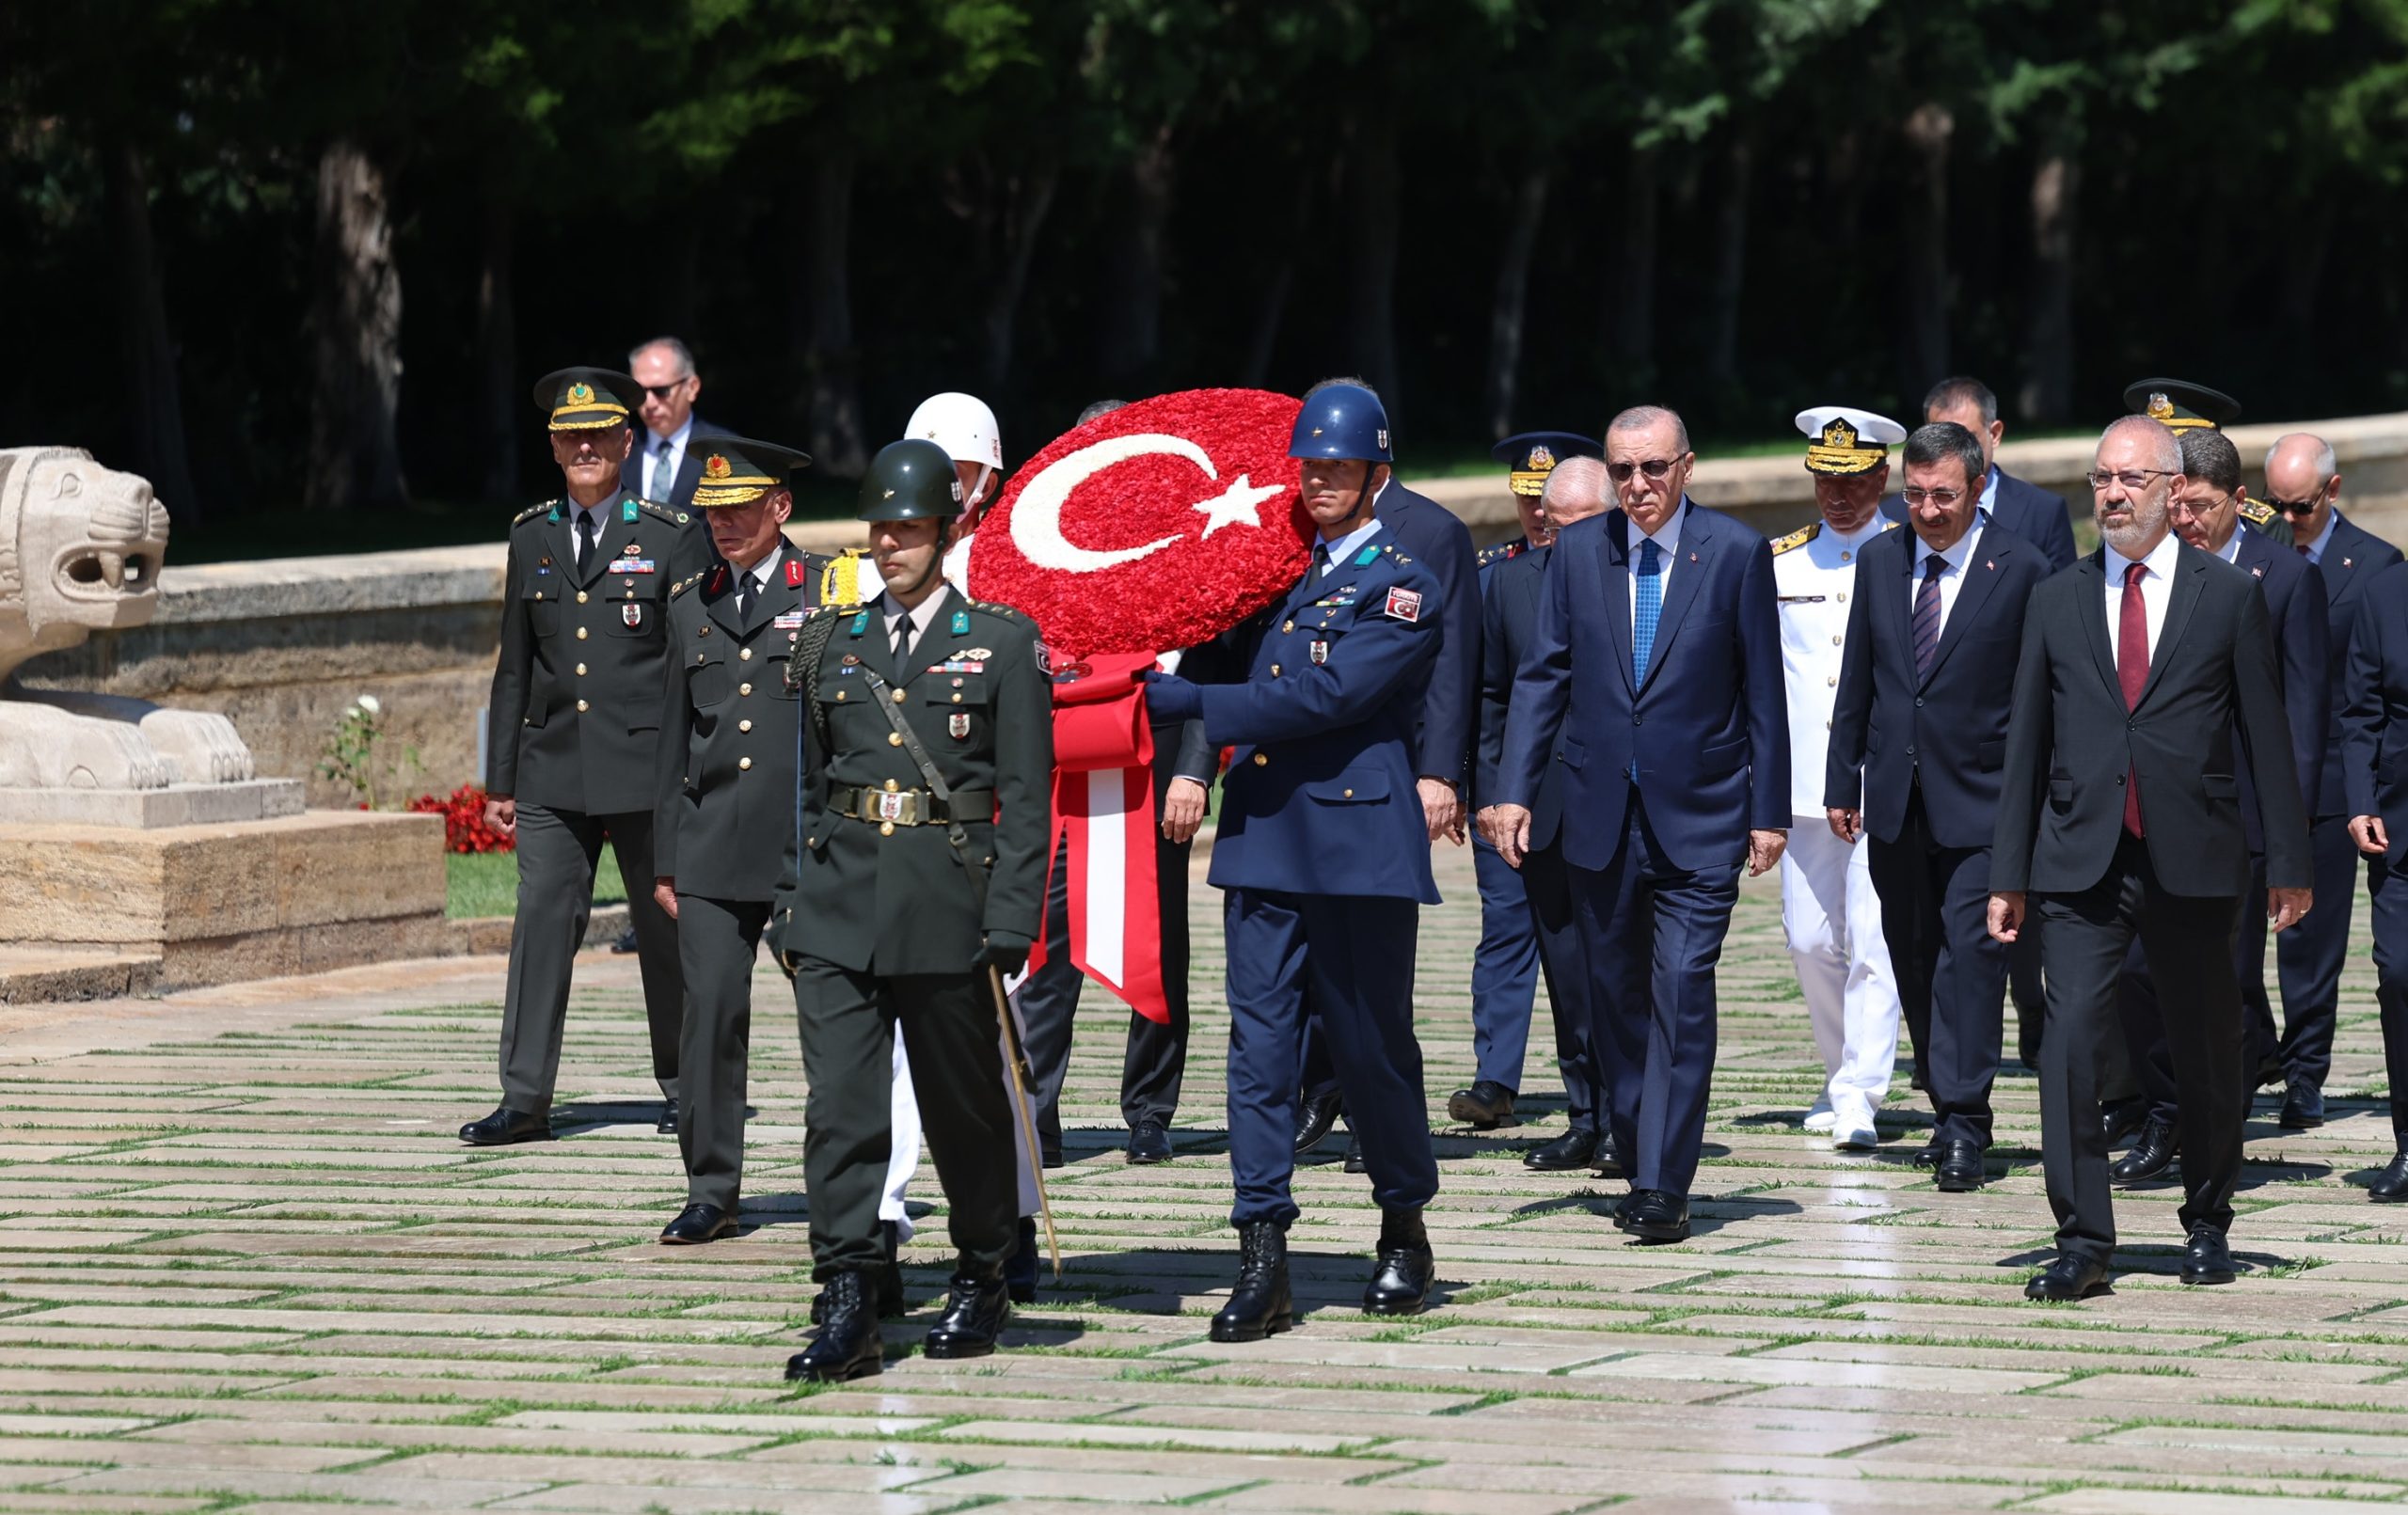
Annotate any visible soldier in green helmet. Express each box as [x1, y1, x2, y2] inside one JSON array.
[[773, 437, 1054, 1382], [463, 368, 712, 1149]]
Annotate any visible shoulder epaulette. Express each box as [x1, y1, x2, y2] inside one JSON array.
[[1477, 540, 1527, 568], [973, 600, 1025, 622], [513, 500, 554, 526], [2238, 497, 2278, 529], [1771, 522, 1821, 556], [668, 570, 707, 599], [639, 497, 692, 526], [1880, 518, 1902, 531]]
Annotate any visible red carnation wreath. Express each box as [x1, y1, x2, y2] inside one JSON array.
[[966, 388, 1309, 659]]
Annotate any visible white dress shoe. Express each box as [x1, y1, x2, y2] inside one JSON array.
[[1833, 1122, 1880, 1151]]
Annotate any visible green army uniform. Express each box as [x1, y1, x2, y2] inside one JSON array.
[[481, 369, 712, 1130], [652, 439, 872, 1226], [776, 438, 1052, 1381]]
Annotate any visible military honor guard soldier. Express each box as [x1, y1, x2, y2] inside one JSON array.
[[1453, 431, 1602, 1136], [649, 436, 834, 1244], [463, 369, 710, 1147], [1144, 386, 1449, 1340], [775, 439, 1054, 1382], [1770, 408, 1906, 1152]]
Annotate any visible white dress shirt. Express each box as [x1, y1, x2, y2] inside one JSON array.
[[1908, 512, 1988, 639], [1317, 517, 1385, 576], [2298, 512, 2338, 564], [1627, 500, 1687, 636], [2103, 529, 2181, 668], [643, 416, 694, 502], [2215, 531, 2242, 565]]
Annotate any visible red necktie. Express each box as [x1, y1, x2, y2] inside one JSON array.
[[2297, 544, 2311, 559], [2119, 560, 2148, 838]]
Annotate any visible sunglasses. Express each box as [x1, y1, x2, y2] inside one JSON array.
[[2268, 489, 2328, 516], [1606, 456, 1686, 483], [641, 381, 690, 402]]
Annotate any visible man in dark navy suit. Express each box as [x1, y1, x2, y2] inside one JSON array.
[[1145, 383, 1446, 1339], [621, 338, 724, 511], [1472, 450, 1615, 1174], [2269, 432, 2405, 1128], [1482, 405, 1789, 1243], [2110, 427, 2328, 1185], [2342, 560, 2408, 1199], [1880, 376, 2074, 1076], [1291, 377, 1479, 1166], [1989, 416, 2312, 1301], [1451, 432, 1602, 1138], [1827, 422, 2050, 1194]]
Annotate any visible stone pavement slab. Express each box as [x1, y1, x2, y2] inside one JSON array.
[[3, 845, 2406, 1509]]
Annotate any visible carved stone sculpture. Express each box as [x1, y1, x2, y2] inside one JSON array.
[[0, 446, 256, 791]]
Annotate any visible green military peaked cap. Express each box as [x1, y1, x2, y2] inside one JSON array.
[[532, 367, 641, 432], [856, 438, 963, 523], [689, 435, 813, 509]]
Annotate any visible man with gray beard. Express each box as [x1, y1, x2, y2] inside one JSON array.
[[1988, 416, 2312, 1301]]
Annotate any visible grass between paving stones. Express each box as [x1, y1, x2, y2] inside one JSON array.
[[445, 847, 626, 917]]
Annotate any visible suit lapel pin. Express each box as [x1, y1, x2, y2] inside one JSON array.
[[1986, 560, 1996, 571], [1688, 551, 1699, 562], [2253, 565, 2266, 578], [2344, 557, 2354, 568]]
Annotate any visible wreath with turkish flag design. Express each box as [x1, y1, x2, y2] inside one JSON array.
[[965, 388, 1310, 659]]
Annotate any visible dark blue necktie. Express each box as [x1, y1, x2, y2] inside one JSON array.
[[1912, 555, 1944, 682], [1632, 539, 1662, 684]]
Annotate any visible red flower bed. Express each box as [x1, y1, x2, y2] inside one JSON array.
[[410, 783, 515, 853]]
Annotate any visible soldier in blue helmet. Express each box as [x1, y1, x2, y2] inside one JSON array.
[[1143, 385, 1450, 1340]]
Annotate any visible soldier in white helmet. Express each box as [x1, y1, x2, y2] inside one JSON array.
[[905, 392, 1006, 595], [1771, 406, 1909, 1151]]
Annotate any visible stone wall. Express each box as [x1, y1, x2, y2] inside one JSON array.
[[16, 412, 2408, 801]]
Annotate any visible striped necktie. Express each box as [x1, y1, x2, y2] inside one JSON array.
[[1912, 555, 1945, 682]]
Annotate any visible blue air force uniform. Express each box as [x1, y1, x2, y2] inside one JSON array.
[[1185, 526, 1445, 1225]]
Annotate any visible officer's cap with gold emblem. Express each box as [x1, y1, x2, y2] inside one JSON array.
[[1489, 431, 1602, 497], [687, 434, 813, 509], [531, 367, 641, 433], [2125, 378, 2240, 433], [1795, 406, 1908, 476]]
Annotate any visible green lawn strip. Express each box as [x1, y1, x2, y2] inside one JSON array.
[[447, 848, 626, 919]]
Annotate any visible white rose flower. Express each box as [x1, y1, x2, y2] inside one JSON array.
[[356, 694, 382, 716]]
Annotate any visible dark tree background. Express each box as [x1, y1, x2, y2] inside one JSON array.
[[6, 0, 2407, 529]]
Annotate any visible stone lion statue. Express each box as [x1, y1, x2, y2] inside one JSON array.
[[0, 447, 254, 789]]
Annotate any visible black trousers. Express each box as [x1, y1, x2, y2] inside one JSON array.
[[1015, 749, 1196, 1157], [1867, 787, 2008, 1148], [2275, 813, 2364, 1087], [674, 893, 768, 1209], [2037, 836, 2243, 1262], [499, 803, 682, 1114], [792, 959, 1017, 1279], [2116, 851, 2277, 1127], [2371, 854, 2408, 1143]]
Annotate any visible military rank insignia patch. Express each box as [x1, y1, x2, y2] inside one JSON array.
[[786, 559, 804, 586], [774, 611, 806, 629], [623, 604, 643, 627], [1382, 587, 1422, 623], [1310, 639, 1329, 664], [948, 712, 971, 739]]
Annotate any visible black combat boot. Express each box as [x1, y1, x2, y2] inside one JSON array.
[[1361, 1205, 1435, 1316], [784, 1271, 883, 1382], [810, 1221, 904, 1324], [1209, 1221, 1292, 1343], [922, 1263, 1012, 1360]]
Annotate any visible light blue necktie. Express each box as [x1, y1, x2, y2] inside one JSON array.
[[1632, 538, 1663, 685], [650, 440, 676, 500]]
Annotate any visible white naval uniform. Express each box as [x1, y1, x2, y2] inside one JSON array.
[[1773, 515, 1904, 1128]]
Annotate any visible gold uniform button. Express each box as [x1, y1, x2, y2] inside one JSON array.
[[951, 693, 962, 703], [1827, 675, 1837, 687], [533, 592, 545, 601], [576, 699, 589, 712], [879, 820, 895, 837], [1831, 635, 1842, 646], [893, 688, 907, 703], [740, 647, 753, 660], [1270, 664, 1281, 676], [888, 731, 903, 747], [738, 719, 752, 733], [882, 780, 898, 793], [738, 682, 752, 696], [1837, 591, 1847, 603], [577, 592, 589, 605], [738, 756, 752, 771], [836, 690, 847, 702], [577, 626, 588, 639], [1343, 788, 1354, 798], [1282, 620, 1295, 633], [1252, 752, 1268, 766], [575, 662, 587, 675], [697, 652, 707, 664]]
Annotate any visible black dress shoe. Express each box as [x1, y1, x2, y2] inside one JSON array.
[[458, 1107, 551, 1146], [2024, 1254, 2110, 1302], [2101, 1098, 2147, 1147], [784, 1271, 883, 1381], [1933, 1140, 1985, 1192], [2255, 1056, 2288, 1091], [2110, 1118, 2178, 1186], [1342, 1135, 1367, 1175], [1617, 1189, 1690, 1243], [922, 1267, 1011, 1359], [610, 924, 641, 955], [1590, 1136, 1626, 1181], [1211, 1220, 1293, 1341], [1911, 1140, 1942, 1168], [1004, 1217, 1039, 1304], [2371, 1149, 2408, 1203], [658, 1203, 735, 1244], [1294, 1089, 1344, 1153], [2180, 1225, 2237, 1286], [2280, 1081, 2325, 1129], [1524, 1128, 1599, 1172], [810, 1221, 904, 1323], [1361, 1206, 1435, 1315], [656, 1098, 679, 1136], [1447, 1080, 1518, 1130], [1126, 1120, 1173, 1165]]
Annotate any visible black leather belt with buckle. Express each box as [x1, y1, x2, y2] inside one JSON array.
[[840, 786, 992, 828]]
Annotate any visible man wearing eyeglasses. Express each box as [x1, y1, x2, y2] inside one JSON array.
[[1988, 416, 2312, 1301], [1481, 405, 1788, 1244], [2268, 432, 2404, 1131], [2109, 427, 2328, 1187], [621, 338, 722, 512]]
